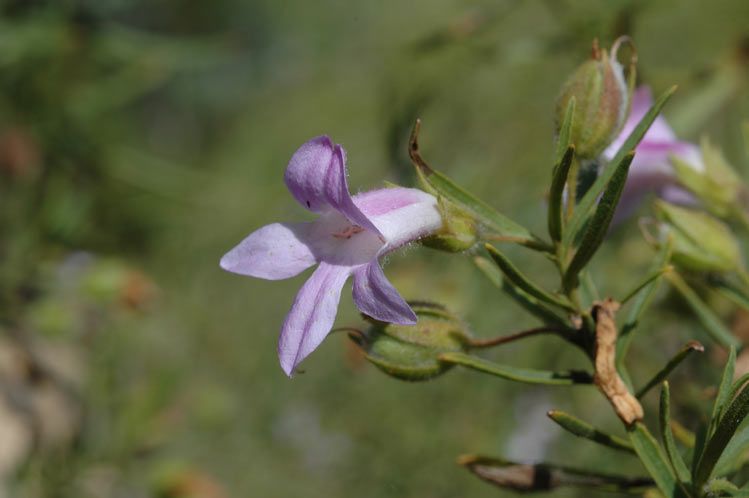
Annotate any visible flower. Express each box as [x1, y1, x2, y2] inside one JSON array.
[[604, 86, 703, 222], [220, 136, 443, 376]]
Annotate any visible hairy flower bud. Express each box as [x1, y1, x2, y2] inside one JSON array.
[[652, 200, 741, 273], [555, 37, 635, 160], [350, 302, 471, 381], [671, 137, 748, 219], [421, 199, 479, 252]]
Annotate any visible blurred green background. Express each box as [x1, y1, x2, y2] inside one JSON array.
[[1, 0, 748, 496]]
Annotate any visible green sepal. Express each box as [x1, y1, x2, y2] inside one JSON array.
[[408, 120, 550, 251], [352, 302, 471, 382]]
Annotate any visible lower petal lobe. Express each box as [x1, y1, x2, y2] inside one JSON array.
[[277, 262, 352, 376], [352, 261, 416, 325]]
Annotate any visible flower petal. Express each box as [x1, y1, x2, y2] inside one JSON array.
[[284, 137, 382, 237], [352, 261, 416, 325], [353, 187, 436, 217], [354, 188, 442, 253], [220, 222, 317, 280], [323, 145, 383, 238], [277, 262, 352, 376], [284, 136, 336, 213], [660, 184, 698, 207], [604, 86, 677, 160]]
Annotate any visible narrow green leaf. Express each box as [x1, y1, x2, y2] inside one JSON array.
[[564, 86, 677, 247], [473, 256, 566, 326], [438, 351, 593, 385], [666, 272, 741, 349], [637, 342, 705, 399], [408, 120, 550, 251], [576, 270, 599, 311], [672, 420, 696, 449], [618, 239, 673, 369], [659, 382, 692, 483], [548, 145, 576, 242], [548, 410, 635, 454], [621, 266, 673, 306], [711, 277, 749, 312], [722, 373, 749, 421], [713, 347, 738, 428], [695, 373, 749, 487], [628, 422, 682, 497], [563, 152, 634, 292], [459, 454, 653, 494], [714, 424, 749, 477], [692, 422, 708, 478], [556, 97, 576, 161], [485, 244, 575, 312]]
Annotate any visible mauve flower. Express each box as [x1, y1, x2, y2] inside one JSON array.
[[604, 86, 703, 222], [220, 136, 443, 376]]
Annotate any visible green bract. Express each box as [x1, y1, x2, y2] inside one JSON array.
[[421, 198, 479, 252], [654, 201, 742, 273], [555, 38, 634, 160], [351, 302, 471, 381], [671, 137, 747, 219]]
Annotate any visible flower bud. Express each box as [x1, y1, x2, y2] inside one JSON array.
[[555, 38, 634, 160], [652, 200, 741, 273], [350, 302, 471, 381], [421, 199, 478, 252], [671, 137, 748, 219]]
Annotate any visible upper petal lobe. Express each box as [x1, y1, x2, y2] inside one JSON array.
[[284, 136, 336, 213], [284, 136, 382, 238]]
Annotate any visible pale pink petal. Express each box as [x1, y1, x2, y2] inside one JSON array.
[[323, 145, 383, 238], [220, 222, 317, 280], [357, 188, 442, 253], [284, 136, 336, 213], [660, 185, 698, 206], [352, 261, 416, 325], [284, 137, 382, 238], [604, 86, 677, 160], [305, 210, 384, 266], [277, 262, 352, 376], [353, 187, 436, 217]]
